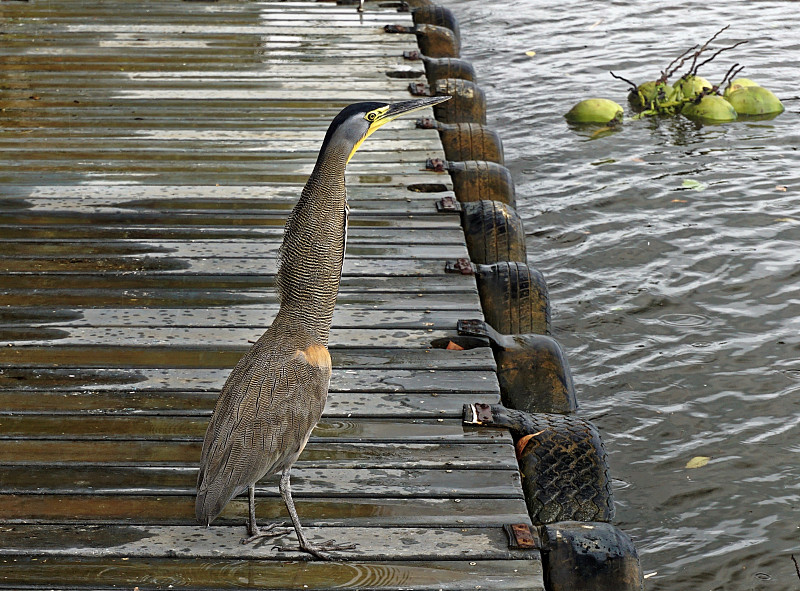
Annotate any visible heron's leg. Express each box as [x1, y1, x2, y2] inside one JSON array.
[[240, 484, 291, 544], [279, 468, 356, 560]]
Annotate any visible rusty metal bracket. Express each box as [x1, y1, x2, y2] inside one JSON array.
[[462, 402, 494, 426], [435, 195, 461, 213], [384, 24, 415, 34], [408, 82, 431, 96], [457, 318, 514, 349], [445, 258, 474, 275], [504, 523, 539, 549], [425, 158, 447, 173], [415, 117, 437, 129]]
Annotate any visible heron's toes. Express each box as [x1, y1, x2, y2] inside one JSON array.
[[240, 523, 292, 545], [300, 539, 358, 560]]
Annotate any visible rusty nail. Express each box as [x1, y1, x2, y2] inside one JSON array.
[[415, 117, 436, 129], [403, 50, 421, 61]]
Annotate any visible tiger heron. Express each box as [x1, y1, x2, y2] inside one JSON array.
[[196, 96, 451, 560]]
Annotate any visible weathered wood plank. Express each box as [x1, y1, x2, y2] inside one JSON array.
[[1, 327, 453, 348], [0, 440, 516, 469], [0, 557, 544, 591], [0, 416, 507, 443], [0, 258, 455, 277], [0, 524, 536, 562], [0, 494, 528, 528], [0, 307, 468, 330], [0, 346, 493, 371], [0, 390, 497, 419], [1, 464, 522, 498], [0, 183, 452, 203], [0, 274, 475, 294], [0, 367, 498, 394], [0, 241, 466, 260]]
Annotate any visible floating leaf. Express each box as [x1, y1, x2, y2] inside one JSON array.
[[682, 179, 706, 191], [775, 185, 787, 192], [588, 19, 603, 29], [686, 456, 710, 469], [671, 199, 688, 203], [525, 50, 536, 57], [445, 341, 464, 351]]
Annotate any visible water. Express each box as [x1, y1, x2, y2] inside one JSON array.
[[447, 1, 800, 588]]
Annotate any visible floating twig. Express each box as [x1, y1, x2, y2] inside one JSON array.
[[609, 71, 638, 90]]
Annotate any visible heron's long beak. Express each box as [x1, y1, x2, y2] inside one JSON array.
[[375, 95, 452, 126]]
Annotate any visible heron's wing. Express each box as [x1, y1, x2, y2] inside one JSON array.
[[195, 342, 331, 523]]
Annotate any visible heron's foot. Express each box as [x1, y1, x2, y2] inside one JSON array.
[[240, 522, 292, 545], [298, 539, 358, 561]]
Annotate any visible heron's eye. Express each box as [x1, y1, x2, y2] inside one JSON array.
[[366, 111, 377, 122]]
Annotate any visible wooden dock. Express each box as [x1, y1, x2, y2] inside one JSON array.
[[0, 1, 544, 589]]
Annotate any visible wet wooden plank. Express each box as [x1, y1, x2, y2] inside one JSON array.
[[0, 440, 516, 469], [0, 241, 465, 260], [0, 390, 497, 419], [0, 524, 536, 562], [0, 367, 499, 395], [0, 416, 506, 443], [0, 464, 522, 498], [1, 327, 453, 348], [0, 494, 528, 528], [0, 346, 493, 371], [0, 557, 544, 591], [0, 183, 452, 202], [0, 274, 475, 295], [0, 307, 468, 330], [0, 258, 457, 278]]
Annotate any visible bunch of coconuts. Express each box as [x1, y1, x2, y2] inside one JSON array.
[[565, 26, 784, 128]]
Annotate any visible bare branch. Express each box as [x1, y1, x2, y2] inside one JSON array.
[[689, 25, 731, 73], [661, 45, 698, 81], [694, 40, 749, 74], [716, 63, 744, 91], [609, 71, 638, 90]]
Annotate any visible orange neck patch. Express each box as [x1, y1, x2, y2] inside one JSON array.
[[296, 344, 332, 371]]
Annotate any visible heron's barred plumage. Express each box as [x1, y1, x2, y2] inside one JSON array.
[[194, 98, 450, 557], [196, 139, 346, 526]]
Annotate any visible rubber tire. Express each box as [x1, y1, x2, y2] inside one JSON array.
[[477, 261, 550, 334], [517, 413, 614, 524], [540, 521, 643, 591], [461, 200, 526, 265]]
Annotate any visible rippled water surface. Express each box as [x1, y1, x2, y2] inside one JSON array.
[[447, 1, 800, 588]]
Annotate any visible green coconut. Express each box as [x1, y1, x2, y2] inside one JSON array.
[[673, 75, 712, 100], [565, 98, 624, 124], [681, 95, 738, 122], [628, 81, 660, 111], [723, 77, 760, 99], [726, 86, 784, 116]]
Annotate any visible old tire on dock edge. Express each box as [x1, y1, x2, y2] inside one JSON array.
[[460, 200, 527, 264], [517, 413, 615, 524], [476, 261, 550, 335], [539, 521, 644, 591]]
